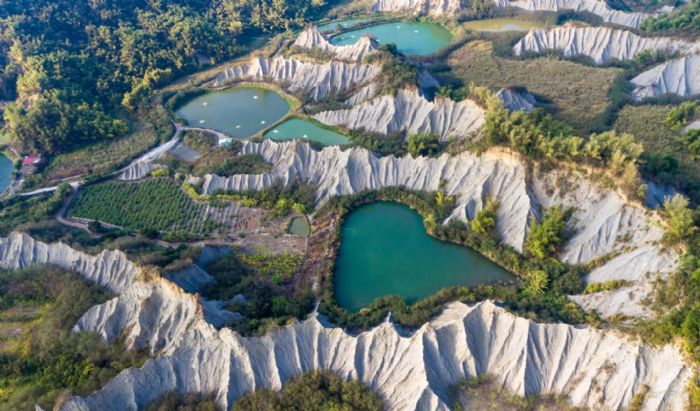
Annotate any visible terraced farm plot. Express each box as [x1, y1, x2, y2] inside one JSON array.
[[70, 178, 208, 233], [447, 40, 623, 133]]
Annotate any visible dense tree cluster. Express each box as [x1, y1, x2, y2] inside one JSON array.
[[233, 370, 384, 411], [479, 88, 645, 198], [641, 0, 700, 31], [0, 0, 327, 154]]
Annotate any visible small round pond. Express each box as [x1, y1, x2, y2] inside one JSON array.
[[334, 202, 514, 311], [461, 18, 548, 32], [288, 216, 310, 237], [330, 21, 453, 56], [264, 118, 350, 146], [0, 154, 13, 194], [175, 86, 291, 138]]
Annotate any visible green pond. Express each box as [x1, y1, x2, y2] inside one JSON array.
[[334, 202, 514, 311], [264, 118, 350, 146], [317, 17, 373, 33], [0, 154, 12, 193], [288, 216, 310, 237], [330, 21, 453, 56], [461, 18, 548, 32], [175, 87, 291, 138]]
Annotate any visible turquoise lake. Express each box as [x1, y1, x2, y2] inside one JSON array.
[[330, 21, 453, 56], [264, 118, 350, 146], [333, 202, 514, 311]]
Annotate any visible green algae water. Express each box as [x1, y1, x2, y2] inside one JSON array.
[[461, 18, 548, 32], [175, 87, 291, 138], [288, 217, 310, 237], [330, 21, 452, 56], [334, 202, 514, 311], [0, 154, 12, 194], [264, 118, 350, 146]]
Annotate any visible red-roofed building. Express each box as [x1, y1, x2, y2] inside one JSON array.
[[22, 155, 43, 167]]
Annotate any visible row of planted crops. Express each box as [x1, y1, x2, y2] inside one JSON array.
[[70, 178, 219, 235]]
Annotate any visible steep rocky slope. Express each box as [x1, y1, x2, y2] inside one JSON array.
[[213, 56, 380, 101], [632, 55, 700, 100], [513, 25, 700, 65], [193, 140, 673, 318], [293, 26, 378, 62], [312, 88, 485, 140], [59, 299, 691, 411], [496, 88, 538, 112], [371, 0, 664, 28]]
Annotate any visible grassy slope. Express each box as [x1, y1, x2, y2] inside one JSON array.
[[447, 40, 623, 133], [614, 104, 700, 188]]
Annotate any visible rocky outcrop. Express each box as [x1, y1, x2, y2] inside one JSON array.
[[0, 232, 140, 293], [197, 140, 674, 318], [632, 55, 700, 100], [293, 26, 378, 62], [371, 0, 666, 28], [213, 56, 380, 101], [313, 88, 485, 140], [513, 25, 700, 65], [372, 0, 464, 15], [493, 0, 669, 28], [496, 88, 538, 112], [119, 161, 164, 181], [59, 299, 691, 411]]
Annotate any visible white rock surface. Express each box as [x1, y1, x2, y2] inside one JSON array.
[[118, 162, 164, 181], [293, 26, 378, 62], [59, 300, 691, 411], [371, 0, 666, 28], [493, 0, 668, 28], [632, 55, 700, 100], [197, 140, 675, 318], [496, 88, 538, 112], [0, 232, 139, 293], [313, 88, 485, 140], [213, 56, 380, 101], [683, 119, 700, 132], [513, 25, 700, 65], [372, 0, 465, 15]]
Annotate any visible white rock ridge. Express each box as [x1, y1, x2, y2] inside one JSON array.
[[293, 26, 378, 62], [313, 88, 485, 141], [212, 56, 380, 101], [371, 0, 666, 28], [513, 25, 700, 65], [632, 55, 700, 100], [496, 88, 538, 112], [59, 298, 690, 411]]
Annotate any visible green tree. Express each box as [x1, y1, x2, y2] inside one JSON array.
[[663, 194, 696, 244], [525, 206, 570, 260], [470, 197, 499, 237], [407, 132, 440, 158], [525, 269, 549, 295]]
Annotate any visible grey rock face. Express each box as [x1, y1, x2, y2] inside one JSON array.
[[213, 56, 380, 101], [59, 299, 691, 411], [371, 0, 665, 28], [293, 26, 378, 62], [313, 88, 485, 140], [496, 88, 538, 112], [513, 25, 700, 65], [632, 55, 700, 100]]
